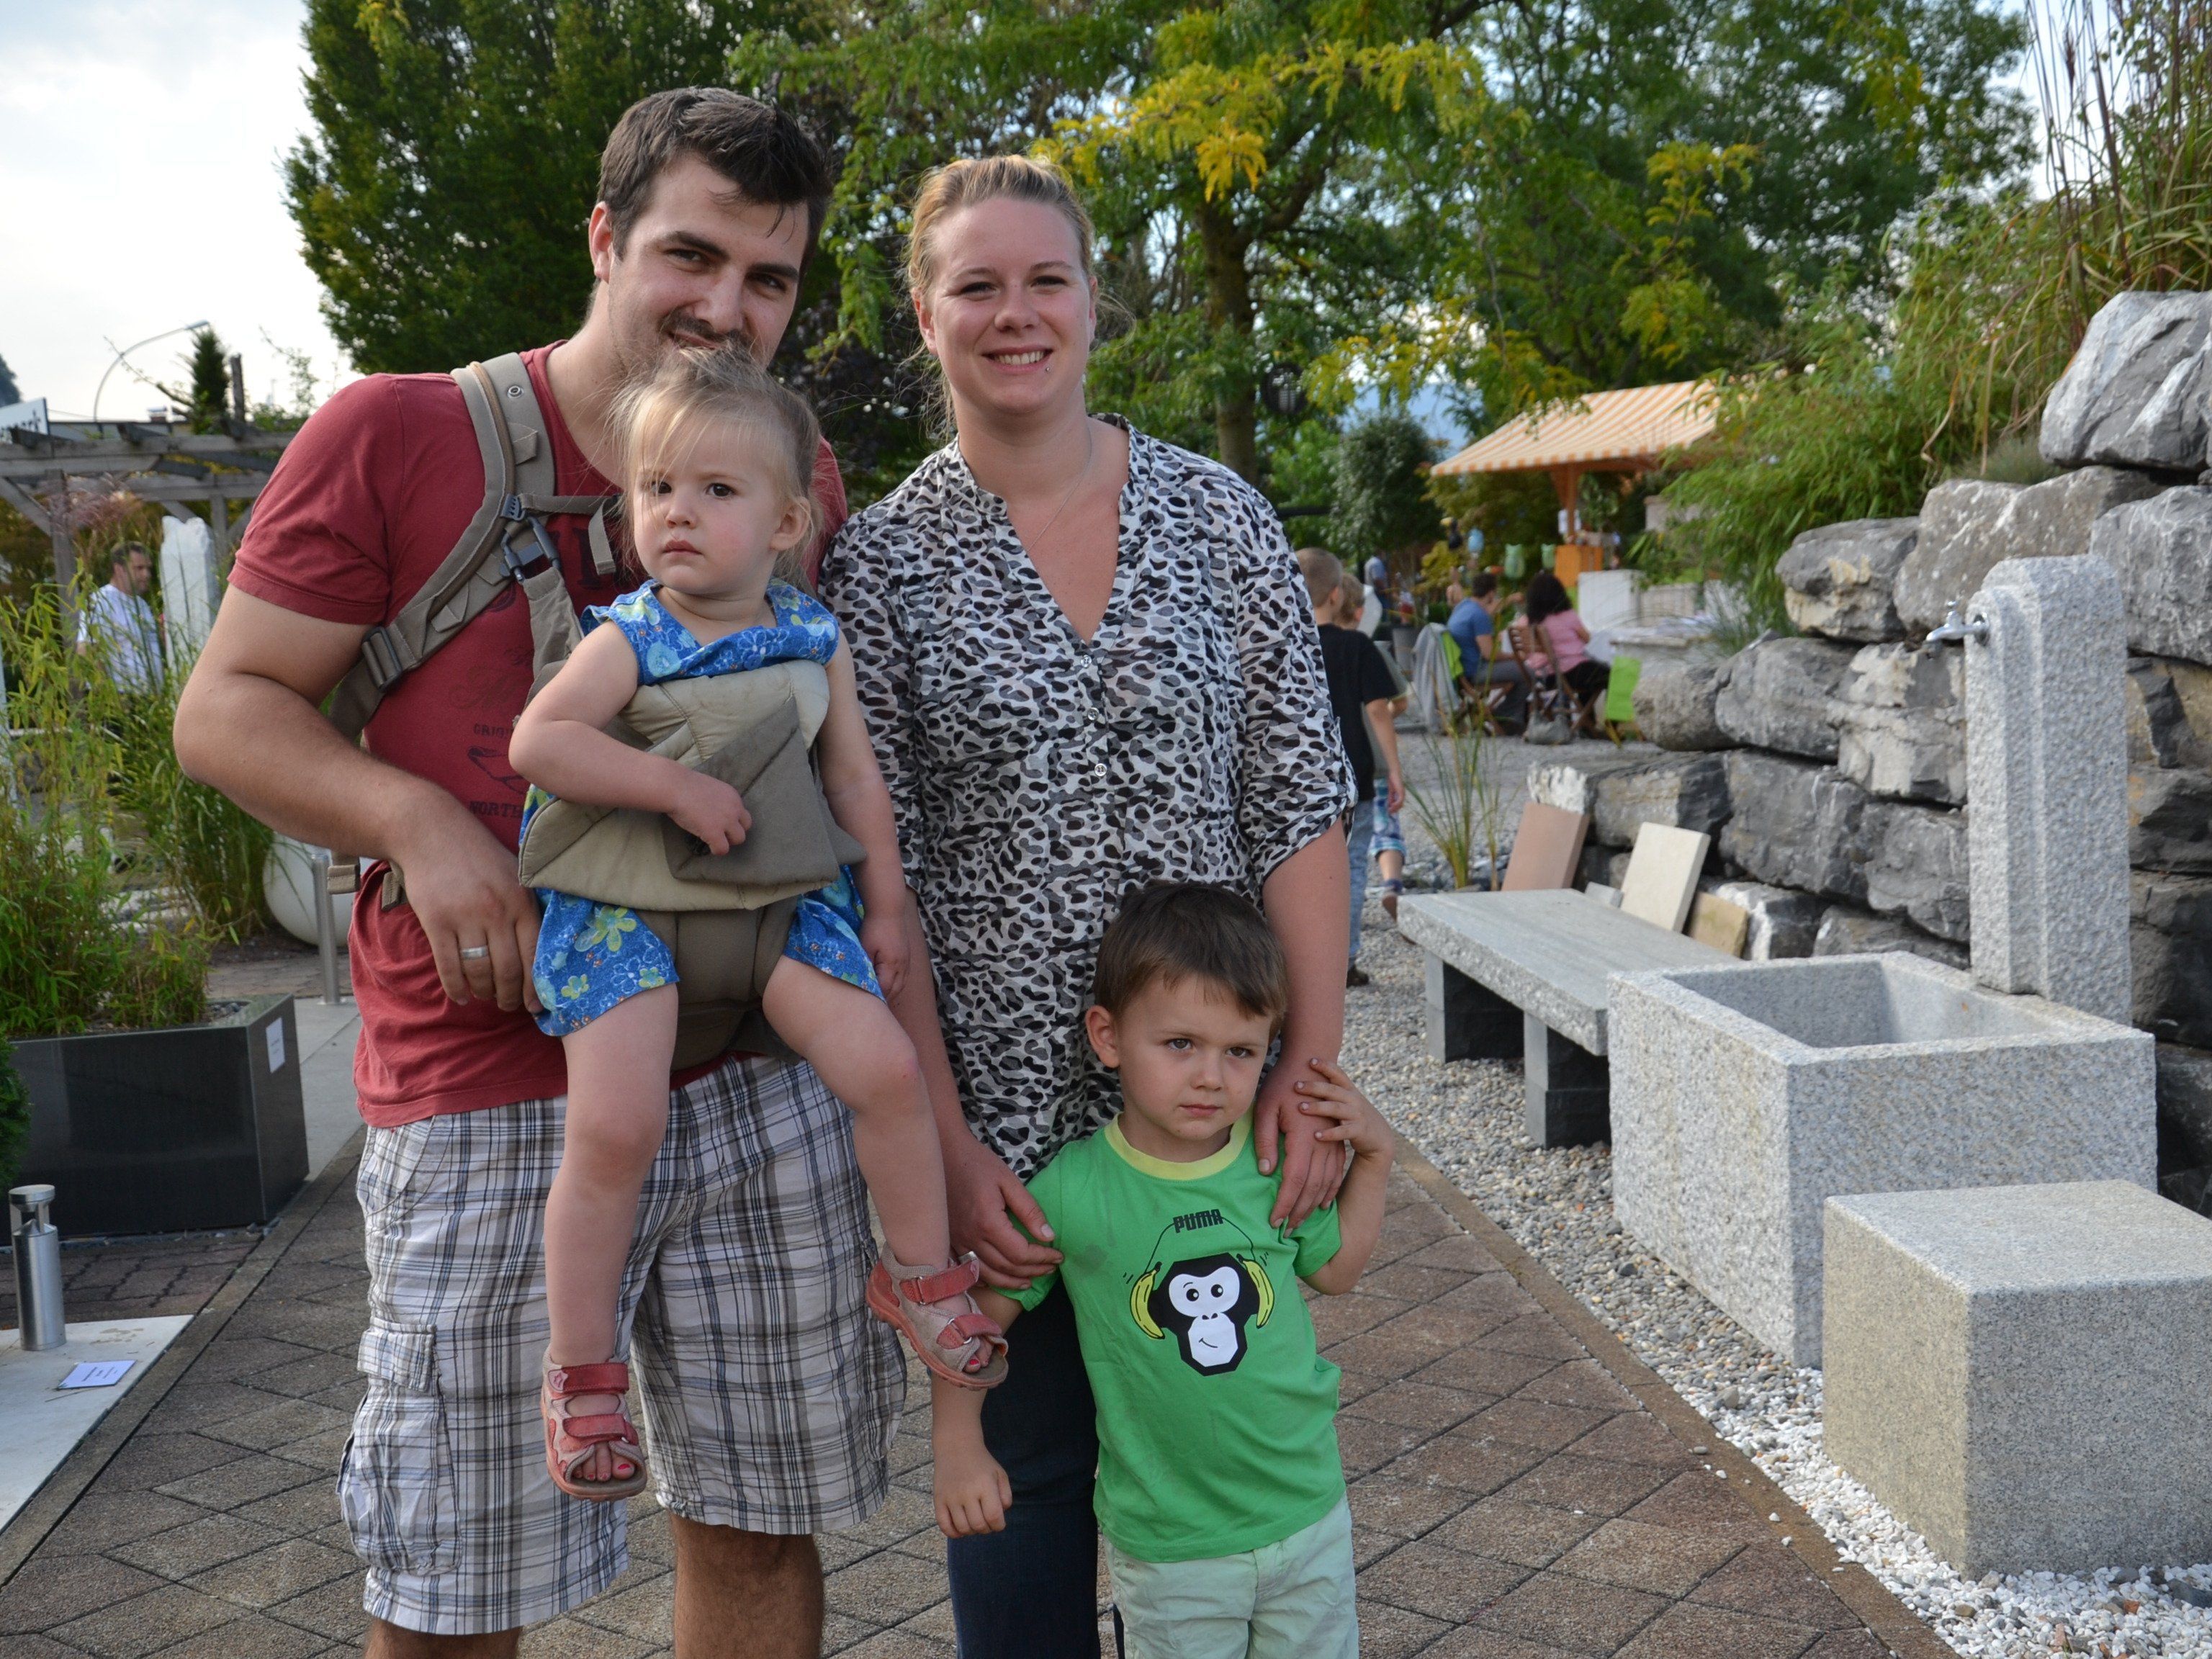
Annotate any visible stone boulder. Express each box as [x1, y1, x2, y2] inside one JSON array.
[[2134, 872, 2212, 1049], [1835, 643, 1965, 805], [1895, 467, 2165, 634], [1712, 637, 1857, 761], [2041, 291, 2212, 472], [2131, 768, 2212, 873], [1632, 660, 1731, 751], [1861, 799, 1971, 943], [1529, 752, 1731, 849], [2126, 658, 2212, 770], [2156, 1044, 2212, 1176], [1706, 879, 1825, 960], [1776, 518, 1917, 642], [2088, 487, 2212, 665], [1812, 906, 1969, 970], [1718, 750, 1869, 899]]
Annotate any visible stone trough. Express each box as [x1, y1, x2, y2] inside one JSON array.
[[1610, 954, 2154, 1364], [1609, 554, 2160, 1367]]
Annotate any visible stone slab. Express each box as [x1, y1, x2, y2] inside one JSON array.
[[0, 1318, 193, 1531], [1813, 906, 1969, 970], [2040, 289, 2212, 472], [1401, 889, 1733, 1056], [2131, 871, 2212, 1048], [1686, 893, 1749, 956], [1609, 953, 2156, 1364], [1620, 823, 1710, 934], [1778, 517, 1917, 643], [1824, 1181, 2212, 1575], [1501, 801, 1590, 891], [1707, 881, 1823, 960], [2130, 765, 2212, 872]]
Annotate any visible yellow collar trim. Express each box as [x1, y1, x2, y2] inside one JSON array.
[[1105, 1115, 1250, 1181]]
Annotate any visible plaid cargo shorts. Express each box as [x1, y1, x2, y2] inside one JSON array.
[[339, 1055, 906, 1635]]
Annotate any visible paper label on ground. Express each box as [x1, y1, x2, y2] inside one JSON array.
[[58, 1360, 133, 1389]]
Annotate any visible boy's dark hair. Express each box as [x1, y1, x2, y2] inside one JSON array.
[[1092, 884, 1290, 1028], [1524, 569, 1571, 624], [599, 89, 832, 264], [1467, 570, 1498, 600]]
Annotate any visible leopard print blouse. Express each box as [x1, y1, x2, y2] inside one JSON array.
[[820, 421, 1354, 1177]]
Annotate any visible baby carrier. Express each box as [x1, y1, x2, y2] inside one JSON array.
[[325, 355, 857, 1067]]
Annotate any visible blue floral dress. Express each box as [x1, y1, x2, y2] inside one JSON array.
[[526, 580, 880, 1037]]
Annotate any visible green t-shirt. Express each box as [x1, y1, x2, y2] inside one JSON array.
[[1008, 1115, 1345, 1563]]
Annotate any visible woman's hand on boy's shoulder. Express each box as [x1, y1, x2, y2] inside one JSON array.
[[1289, 1057, 1393, 1164]]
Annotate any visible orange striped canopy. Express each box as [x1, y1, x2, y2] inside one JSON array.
[[1434, 380, 1717, 476]]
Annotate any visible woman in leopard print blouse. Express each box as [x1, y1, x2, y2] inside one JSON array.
[[819, 157, 1357, 1658]]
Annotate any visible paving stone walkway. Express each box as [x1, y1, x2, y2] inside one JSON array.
[[0, 1133, 1939, 1658]]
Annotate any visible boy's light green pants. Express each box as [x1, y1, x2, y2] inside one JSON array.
[[1106, 1496, 1357, 1659]]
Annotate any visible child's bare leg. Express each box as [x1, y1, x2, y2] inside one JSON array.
[[762, 958, 950, 1268], [546, 984, 676, 1483]]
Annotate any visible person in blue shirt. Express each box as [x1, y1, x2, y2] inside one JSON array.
[[1445, 570, 1527, 724]]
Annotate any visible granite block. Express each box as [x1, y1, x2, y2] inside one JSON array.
[[2039, 290, 2212, 472], [1777, 516, 1918, 642], [1609, 953, 2155, 1364], [1824, 1181, 2212, 1574], [1966, 556, 2133, 1023]]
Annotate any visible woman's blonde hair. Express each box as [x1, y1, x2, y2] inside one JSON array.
[[905, 154, 1097, 299], [611, 349, 822, 583]]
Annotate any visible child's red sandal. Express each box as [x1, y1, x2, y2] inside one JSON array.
[[541, 1359, 649, 1502], [866, 1251, 1009, 1390]]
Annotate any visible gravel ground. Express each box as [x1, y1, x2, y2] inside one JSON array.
[[1352, 740, 2212, 1658]]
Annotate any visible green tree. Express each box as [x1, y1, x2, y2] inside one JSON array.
[[0, 1039, 27, 1194], [286, 0, 797, 375], [179, 328, 232, 433], [1323, 0, 2030, 422], [0, 351, 19, 405], [750, 0, 1485, 484], [1328, 414, 1438, 559]]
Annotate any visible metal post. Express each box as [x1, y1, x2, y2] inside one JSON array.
[[10, 1184, 66, 1351], [312, 850, 344, 1005]]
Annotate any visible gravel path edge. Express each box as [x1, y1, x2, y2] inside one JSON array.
[[1392, 1129, 1952, 1659]]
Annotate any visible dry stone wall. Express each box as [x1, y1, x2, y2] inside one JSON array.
[[1608, 289, 2212, 1202]]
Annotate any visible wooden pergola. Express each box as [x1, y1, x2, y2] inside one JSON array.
[[0, 422, 297, 618], [1433, 380, 1716, 583]]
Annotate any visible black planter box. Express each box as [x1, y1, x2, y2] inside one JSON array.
[[14, 993, 308, 1237]]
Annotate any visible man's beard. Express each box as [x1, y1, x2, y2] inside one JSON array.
[[630, 311, 755, 369]]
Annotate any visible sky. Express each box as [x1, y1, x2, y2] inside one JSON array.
[[0, 0, 349, 423]]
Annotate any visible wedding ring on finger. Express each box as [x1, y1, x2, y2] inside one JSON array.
[[459, 945, 492, 961]]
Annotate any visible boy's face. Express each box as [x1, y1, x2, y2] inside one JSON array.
[[1085, 977, 1276, 1151]]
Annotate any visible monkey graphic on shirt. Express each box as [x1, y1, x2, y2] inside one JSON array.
[[1128, 1208, 1276, 1375]]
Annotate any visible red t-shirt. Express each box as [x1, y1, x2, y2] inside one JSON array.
[[228, 343, 848, 1127]]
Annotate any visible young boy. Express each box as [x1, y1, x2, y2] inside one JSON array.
[[932, 882, 1393, 1658], [1299, 547, 1404, 986]]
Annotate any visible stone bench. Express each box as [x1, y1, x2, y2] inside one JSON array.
[[1398, 888, 1734, 1147], [1824, 1181, 2212, 1576]]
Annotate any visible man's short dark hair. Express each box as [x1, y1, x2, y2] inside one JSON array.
[[112, 541, 149, 569], [1092, 884, 1290, 1028], [599, 89, 832, 264], [1468, 570, 1498, 600]]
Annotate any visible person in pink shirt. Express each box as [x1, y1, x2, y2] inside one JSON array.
[[1521, 570, 1610, 702]]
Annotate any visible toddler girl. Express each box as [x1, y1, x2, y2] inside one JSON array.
[[509, 351, 1004, 1502]]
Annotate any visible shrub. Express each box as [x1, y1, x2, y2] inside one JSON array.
[[0, 1040, 27, 1193]]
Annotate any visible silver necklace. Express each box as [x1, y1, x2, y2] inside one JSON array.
[[1020, 425, 1097, 551]]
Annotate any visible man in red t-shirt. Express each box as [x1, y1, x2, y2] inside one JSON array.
[[176, 91, 900, 1658]]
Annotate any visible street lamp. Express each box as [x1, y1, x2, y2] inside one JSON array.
[[91, 320, 210, 426]]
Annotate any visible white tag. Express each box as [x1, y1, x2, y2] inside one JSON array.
[[60, 1360, 132, 1389], [266, 1020, 286, 1073]]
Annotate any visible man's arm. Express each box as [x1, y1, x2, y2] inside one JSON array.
[[1364, 696, 1403, 814], [173, 588, 542, 1012]]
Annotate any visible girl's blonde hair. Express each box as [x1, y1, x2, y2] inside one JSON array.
[[611, 349, 822, 583], [905, 154, 1097, 299]]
